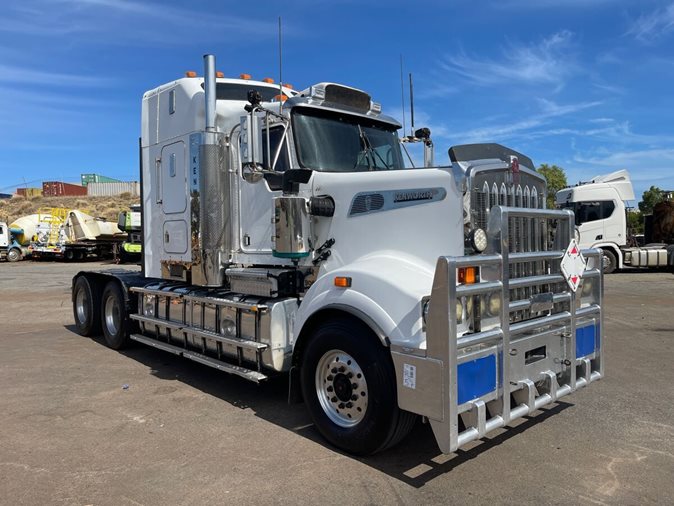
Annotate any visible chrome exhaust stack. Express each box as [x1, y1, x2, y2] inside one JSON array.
[[192, 54, 230, 287]]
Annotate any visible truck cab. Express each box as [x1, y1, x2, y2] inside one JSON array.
[[72, 55, 605, 456], [0, 222, 25, 262], [556, 170, 633, 272]]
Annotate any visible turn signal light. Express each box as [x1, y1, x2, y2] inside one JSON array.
[[334, 276, 352, 288], [458, 267, 477, 284], [185, 71, 197, 78], [240, 73, 251, 80]]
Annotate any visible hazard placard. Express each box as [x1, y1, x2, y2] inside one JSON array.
[[560, 239, 587, 292]]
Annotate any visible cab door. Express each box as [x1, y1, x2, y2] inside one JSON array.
[[238, 126, 290, 253]]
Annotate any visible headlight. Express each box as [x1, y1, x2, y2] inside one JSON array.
[[220, 316, 236, 336], [143, 294, 156, 316], [480, 292, 501, 317], [488, 292, 501, 316], [581, 278, 593, 297]]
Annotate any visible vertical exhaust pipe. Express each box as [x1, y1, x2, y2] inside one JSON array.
[[203, 54, 216, 133]]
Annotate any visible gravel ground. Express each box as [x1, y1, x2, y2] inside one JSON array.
[[1, 260, 673, 505]]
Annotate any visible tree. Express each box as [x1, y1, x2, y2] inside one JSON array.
[[638, 186, 663, 214], [626, 209, 643, 235], [536, 164, 568, 208]]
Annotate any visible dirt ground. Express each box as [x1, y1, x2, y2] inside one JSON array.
[[1, 260, 673, 505]]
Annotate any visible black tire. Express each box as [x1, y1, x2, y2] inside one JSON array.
[[74, 249, 84, 261], [73, 276, 102, 336], [64, 248, 75, 261], [100, 281, 130, 350], [7, 248, 21, 262], [300, 318, 417, 455], [602, 249, 617, 274]]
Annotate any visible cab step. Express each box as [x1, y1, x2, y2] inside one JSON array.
[[130, 333, 268, 383]]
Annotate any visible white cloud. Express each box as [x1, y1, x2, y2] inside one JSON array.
[[442, 31, 578, 88], [627, 2, 674, 43], [0, 64, 111, 87], [0, 0, 282, 44]]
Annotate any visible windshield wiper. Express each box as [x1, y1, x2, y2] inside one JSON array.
[[355, 125, 390, 171]]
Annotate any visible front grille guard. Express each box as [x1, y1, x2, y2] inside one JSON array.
[[425, 206, 604, 453]]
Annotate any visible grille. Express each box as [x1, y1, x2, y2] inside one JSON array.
[[350, 193, 385, 215], [470, 171, 567, 323]]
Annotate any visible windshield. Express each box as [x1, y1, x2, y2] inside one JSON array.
[[292, 107, 405, 172]]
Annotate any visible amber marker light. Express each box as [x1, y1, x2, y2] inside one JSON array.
[[334, 276, 352, 288], [458, 267, 477, 284], [240, 73, 252, 80], [216, 71, 224, 78], [185, 71, 197, 77], [263, 77, 274, 83]]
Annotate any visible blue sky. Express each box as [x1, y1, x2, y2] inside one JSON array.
[[1, 0, 673, 202]]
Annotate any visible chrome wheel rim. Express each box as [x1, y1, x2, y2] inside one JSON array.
[[75, 287, 88, 324], [104, 295, 120, 335], [315, 350, 368, 427]]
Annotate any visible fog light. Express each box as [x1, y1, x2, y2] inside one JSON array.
[[467, 228, 488, 253]]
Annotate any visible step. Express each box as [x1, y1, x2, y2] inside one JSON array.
[[130, 333, 268, 383], [131, 314, 268, 351]]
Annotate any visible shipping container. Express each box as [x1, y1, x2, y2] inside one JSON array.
[[42, 181, 88, 197], [86, 181, 140, 197], [81, 173, 122, 186], [16, 187, 43, 198]]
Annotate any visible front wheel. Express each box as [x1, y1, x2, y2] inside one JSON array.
[[602, 249, 617, 274], [101, 281, 130, 350], [300, 318, 416, 455], [7, 248, 21, 262]]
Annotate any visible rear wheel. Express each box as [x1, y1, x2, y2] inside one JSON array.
[[64, 248, 75, 261], [7, 248, 21, 262], [73, 276, 101, 336], [300, 318, 417, 455], [602, 249, 617, 274], [101, 281, 130, 350]]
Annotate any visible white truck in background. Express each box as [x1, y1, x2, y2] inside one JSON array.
[[556, 170, 674, 273], [71, 54, 604, 455]]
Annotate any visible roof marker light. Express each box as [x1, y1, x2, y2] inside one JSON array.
[[216, 71, 224, 78], [263, 77, 274, 83], [240, 73, 252, 80], [185, 71, 197, 78]]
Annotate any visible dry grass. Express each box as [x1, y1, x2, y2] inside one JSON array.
[[0, 195, 140, 226]]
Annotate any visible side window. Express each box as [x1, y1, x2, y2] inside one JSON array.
[[262, 126, 290, 191], [601, 201, 615, 219], [576, 202, 602, 225], [575, 200, 615, 225], [0, 226, 4, 235]]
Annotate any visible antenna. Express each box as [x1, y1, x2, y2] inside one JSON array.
[[409, 73, 415, 137], [278, 16, 283, 113], [399, 55, 406, 138]]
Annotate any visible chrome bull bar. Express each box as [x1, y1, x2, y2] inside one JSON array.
[[392, 206, 604, 454]]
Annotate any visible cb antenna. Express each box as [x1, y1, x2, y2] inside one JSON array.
[[278, 16, 283, 113], [399, 55, 406, 138], [409, 72, 415, 138]]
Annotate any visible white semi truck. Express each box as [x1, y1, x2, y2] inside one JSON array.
[[556, 170, 674, 273], [72, 55, 604, 455]]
